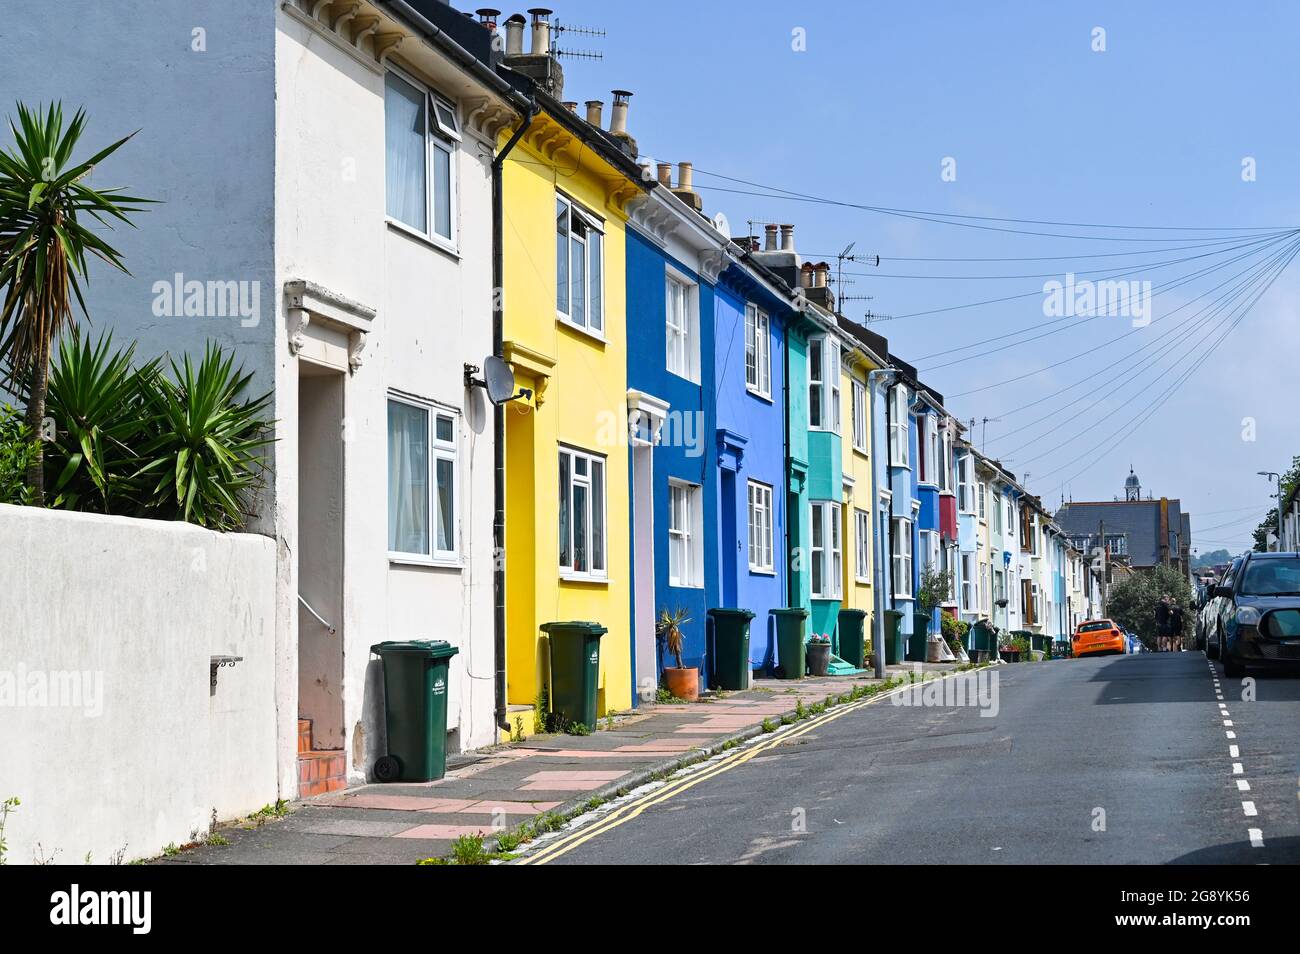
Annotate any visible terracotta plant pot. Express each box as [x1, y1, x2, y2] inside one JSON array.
[[663, 666, 699, 702]]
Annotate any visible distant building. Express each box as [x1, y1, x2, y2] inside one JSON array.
[[1054, 469, 1192, 573]]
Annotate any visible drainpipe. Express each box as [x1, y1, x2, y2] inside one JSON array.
[[869, 368, 895, 680], [782, 311, 795, 609], [492, 102, 538, 732]]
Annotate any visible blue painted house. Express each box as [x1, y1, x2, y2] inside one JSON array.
[[624, 178, 730, 700], [715, 238, 801, 675]]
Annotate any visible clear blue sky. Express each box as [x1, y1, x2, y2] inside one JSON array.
[[550, 0, 1300, 554]]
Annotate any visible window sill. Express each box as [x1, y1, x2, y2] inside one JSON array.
[[668, 580, 704, 590], [389, 555, 462, 570], [556, 314, 607, 344], [386, 218, 459, 259], [852, 445, 869, 458], [667, 367, 702, 386], [855, 577, 872, 586], [748, 566, 776, 577], [559, 572, 609, 586], [746, 387, 773, 404]]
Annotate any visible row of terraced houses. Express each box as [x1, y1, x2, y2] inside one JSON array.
[[6, 1, 1106, 838]]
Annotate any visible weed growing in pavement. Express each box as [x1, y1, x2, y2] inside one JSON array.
[[794, 699, 807, 719], [204, 832, 230, 847], [761, 718, 777, 733], [584, 796, 606, 812], [720, 738, 740, 750], [0, 796, 18, 865], [655, 687, 687, 705], [781, 714, 796, 725], [533, 688, 549, 734], [161, 843, 180, 857], [565, 720, 592, 736], [510, 716, 526, 743]]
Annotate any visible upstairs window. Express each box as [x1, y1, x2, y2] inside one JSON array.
[[851, 379, 867, 452], [665, 274, 699, 382], [744, 304, 771, 398], [889, 384, 910, 468], [556, 195, 604, 334], [808, 336, 841, 433], [385, 70, 457, 244]]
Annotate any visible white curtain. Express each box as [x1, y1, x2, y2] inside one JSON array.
[[385, 72, 426, 232], [388, 401, 429, 555]]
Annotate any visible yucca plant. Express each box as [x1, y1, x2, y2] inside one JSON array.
[[656, 607, 691, 669], [41, 328, 159, 513], [0, 102, 151, 504], [135, 343, 272, 531]]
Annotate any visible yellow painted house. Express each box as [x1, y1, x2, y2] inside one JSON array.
[[839, 330, 885, 630], [498, 95, 645, 731]]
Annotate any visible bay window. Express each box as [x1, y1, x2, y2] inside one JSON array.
[[810, 501, 842, 599], [891, 517, 913, 599], [889, 384, 910, 467]]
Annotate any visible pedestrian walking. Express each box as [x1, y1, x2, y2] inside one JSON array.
[[1154, 594, 1171, 651], [1169, 602, 1184, 652]]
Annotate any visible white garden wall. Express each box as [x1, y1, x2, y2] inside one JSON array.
[[0, 505, 280, 865]]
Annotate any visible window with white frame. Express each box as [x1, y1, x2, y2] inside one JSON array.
[[940, 427, 953, 494], [851, 379, 867, 452], [747, 480, 774, 572], [994, 568, 1005, 604], [385, 69, 458, 245], [744, 303, 771, 398], [387, 395, 458, 562], [919, 528, 941, 575], [808, 336, 841, 433], [891, 517, 913, 599], [855, 508, 871, 582], [958, 454, 977, 514], [921, 415, 939, 484], [668, 480, 702, 587], [978, 482, 986, 521], [559, 446, 606, 578], [889, 384, 909, 467], [810, 501, 842, 599], [556, 194, 604, 334], [980, 561, 990, 613], [960, 553, 975, 612], [665, 273, 698, 381]]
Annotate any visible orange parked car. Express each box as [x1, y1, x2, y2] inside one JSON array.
[[1073, 619, 1126, 657]]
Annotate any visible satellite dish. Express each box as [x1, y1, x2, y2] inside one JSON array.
[[483, 356, 518, 405], [712, 211, 731, 240]]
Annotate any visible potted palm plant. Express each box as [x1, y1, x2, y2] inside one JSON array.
[[657, 608, 698, 702]]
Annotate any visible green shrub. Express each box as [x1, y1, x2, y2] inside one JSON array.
[[0, 407, 36, 505]]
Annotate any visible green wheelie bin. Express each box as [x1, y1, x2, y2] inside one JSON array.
[[541, 621, 607, 730], [370, 639, 460, 783], [708, 608, 756, 690], [837, 608, 868, 668], [884, 610, 905, 665], [771, 607, 809, 679], [910, 613, 932, 662]]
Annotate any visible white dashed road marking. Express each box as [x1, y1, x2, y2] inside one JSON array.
[[1242, 801, 1257, 817], [1248, 828, 1265, 848]]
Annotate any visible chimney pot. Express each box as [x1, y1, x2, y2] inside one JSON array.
[[527, 7, 552, 55], [563, 101, 578, 113], [504, 13, 525, 55], [475, 8, 501, 31], [677, 161, 694, 192], [609, 89, 632, 134], [780, 224, 795, 252], [814, 262, 829, 287], [656, 162, 673, 186], [801, 262, 815, 288], [763, 224, 779, 252], [585, 100, 603, 126]]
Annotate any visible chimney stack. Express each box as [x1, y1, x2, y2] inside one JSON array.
[[585, 100, 603, 126], [656, 162, 673, 186], [504, 13, 525, 55], [780, 224, 795, 252], [764, 224, 779, 251], [528, 7, 552, 55]]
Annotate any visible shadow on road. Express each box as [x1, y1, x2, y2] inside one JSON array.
[[1077, 652, 1300, 705], [1167, 835, 1300, 864]]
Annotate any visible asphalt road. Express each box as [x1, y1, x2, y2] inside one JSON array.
[[526, 652, 1300, 864]]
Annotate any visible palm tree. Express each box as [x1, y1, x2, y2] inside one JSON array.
[[0, 102, 149, 503]]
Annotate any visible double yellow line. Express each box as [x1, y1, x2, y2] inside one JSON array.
[[516, 679, 917, 865]]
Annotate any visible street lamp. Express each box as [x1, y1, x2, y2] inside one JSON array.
[[1258, 471, 1281, 551]]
